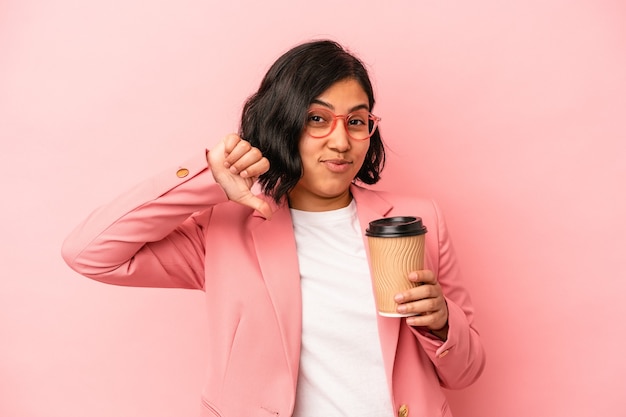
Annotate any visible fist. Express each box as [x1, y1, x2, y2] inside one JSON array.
[[207, 134, 272, 219]]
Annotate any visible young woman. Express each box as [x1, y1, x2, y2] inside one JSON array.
[[62, 40, 485, 417]]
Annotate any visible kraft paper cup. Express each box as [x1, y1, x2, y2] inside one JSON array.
[[366, 216, 427, 317]]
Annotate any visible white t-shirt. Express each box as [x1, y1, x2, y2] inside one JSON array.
[[290, 200, 394, 417]]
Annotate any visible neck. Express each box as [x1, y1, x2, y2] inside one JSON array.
[[288, 190, 353, 212]]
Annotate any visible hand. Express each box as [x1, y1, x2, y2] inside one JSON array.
[[394, 270, 449, 340], [207, 134, 272, 219]]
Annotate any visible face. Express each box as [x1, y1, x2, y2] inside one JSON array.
[[288, 78, 371, 211]]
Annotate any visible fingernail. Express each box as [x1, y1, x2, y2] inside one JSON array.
[[394, 294, 403, 302], [223, 161, 231, 168], [229, 166, 238, 174]]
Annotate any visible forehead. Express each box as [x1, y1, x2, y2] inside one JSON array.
[[313, 78, 369, 108]]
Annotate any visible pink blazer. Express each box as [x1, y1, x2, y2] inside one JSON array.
[[62, 152, 485, 417]]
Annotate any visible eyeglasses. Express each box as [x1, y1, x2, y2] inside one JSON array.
[[305, 107, 381, 141]]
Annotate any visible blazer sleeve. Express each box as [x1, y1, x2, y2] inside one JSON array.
[[411, 200, 486, 389], [61, 152, 229, 289]]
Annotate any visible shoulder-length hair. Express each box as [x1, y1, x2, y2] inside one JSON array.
[[240, 39, 386, 204]]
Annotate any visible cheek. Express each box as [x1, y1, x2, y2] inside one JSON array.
[[356, 142, 371, 162], [298, 139, 320, 162]]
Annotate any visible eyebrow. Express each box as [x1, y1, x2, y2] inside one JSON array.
[[310, 99, 370, 113]]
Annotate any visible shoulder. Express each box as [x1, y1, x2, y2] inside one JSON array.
[[352, 184, 440, 215], [352, 185, 447, 244]]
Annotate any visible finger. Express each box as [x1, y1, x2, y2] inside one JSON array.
[[406, 310, 448, 330], [224, 140, 253, 168], [222, 133, 243, 154], [396, 296, 443, 316], [239, 157, 270, 179], [228, 147, 264, 175], [394, 281, 440, 304], [238, 194, 273, 220], [409, 269, 437, 285], [209, 134, 239, 170]]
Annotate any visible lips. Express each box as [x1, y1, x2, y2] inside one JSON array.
[[321, 158, 352, 165], [320, 158, 353, 173]]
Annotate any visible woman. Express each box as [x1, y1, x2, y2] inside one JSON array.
[[62, 40, 485, 417]]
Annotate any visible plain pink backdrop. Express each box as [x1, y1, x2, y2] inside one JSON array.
[[1, 0, 625, 416]]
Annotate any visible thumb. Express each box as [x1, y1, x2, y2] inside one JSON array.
[[238, 193, 273, 220]]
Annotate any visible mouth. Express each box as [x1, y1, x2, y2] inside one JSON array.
[[320, 158, 353, 165], [320, 158, 353, 173]]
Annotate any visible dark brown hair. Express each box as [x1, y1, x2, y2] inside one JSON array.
[[240, 40, 385, 203]]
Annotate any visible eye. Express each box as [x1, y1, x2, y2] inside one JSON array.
[[347, 111, 369, 126], [307, 110, 331, 126]]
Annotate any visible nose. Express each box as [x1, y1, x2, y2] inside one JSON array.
[[326, 118, 351, 152]]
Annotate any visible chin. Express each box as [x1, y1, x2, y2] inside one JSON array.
[[316, 186, 352, 199]]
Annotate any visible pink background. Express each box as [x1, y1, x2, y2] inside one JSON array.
[[2, 1, 625, 416]]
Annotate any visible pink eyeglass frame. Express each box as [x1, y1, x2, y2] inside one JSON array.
[[306, 107, 382, 141]]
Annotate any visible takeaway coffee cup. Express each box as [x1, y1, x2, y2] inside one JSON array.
[[366, 216, 428, 317]]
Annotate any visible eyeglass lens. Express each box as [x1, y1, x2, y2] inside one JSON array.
[[306, 108, 377, 140]]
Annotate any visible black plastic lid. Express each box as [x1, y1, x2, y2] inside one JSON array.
[[365, 216, 428, 237]]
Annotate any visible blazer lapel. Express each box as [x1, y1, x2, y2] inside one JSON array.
[[249, 187, 402, 392], [250, 198, 302, 388], [351, 185, 401, 388]]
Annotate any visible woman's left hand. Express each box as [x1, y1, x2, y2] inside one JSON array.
[[394, 270, 449, 340]]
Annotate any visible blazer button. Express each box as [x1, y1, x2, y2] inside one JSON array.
[[398, 404, 409, 417], [176, 168, 189, 178]]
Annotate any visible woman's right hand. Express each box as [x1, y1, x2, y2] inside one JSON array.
[[207, 134, 272, 219]]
